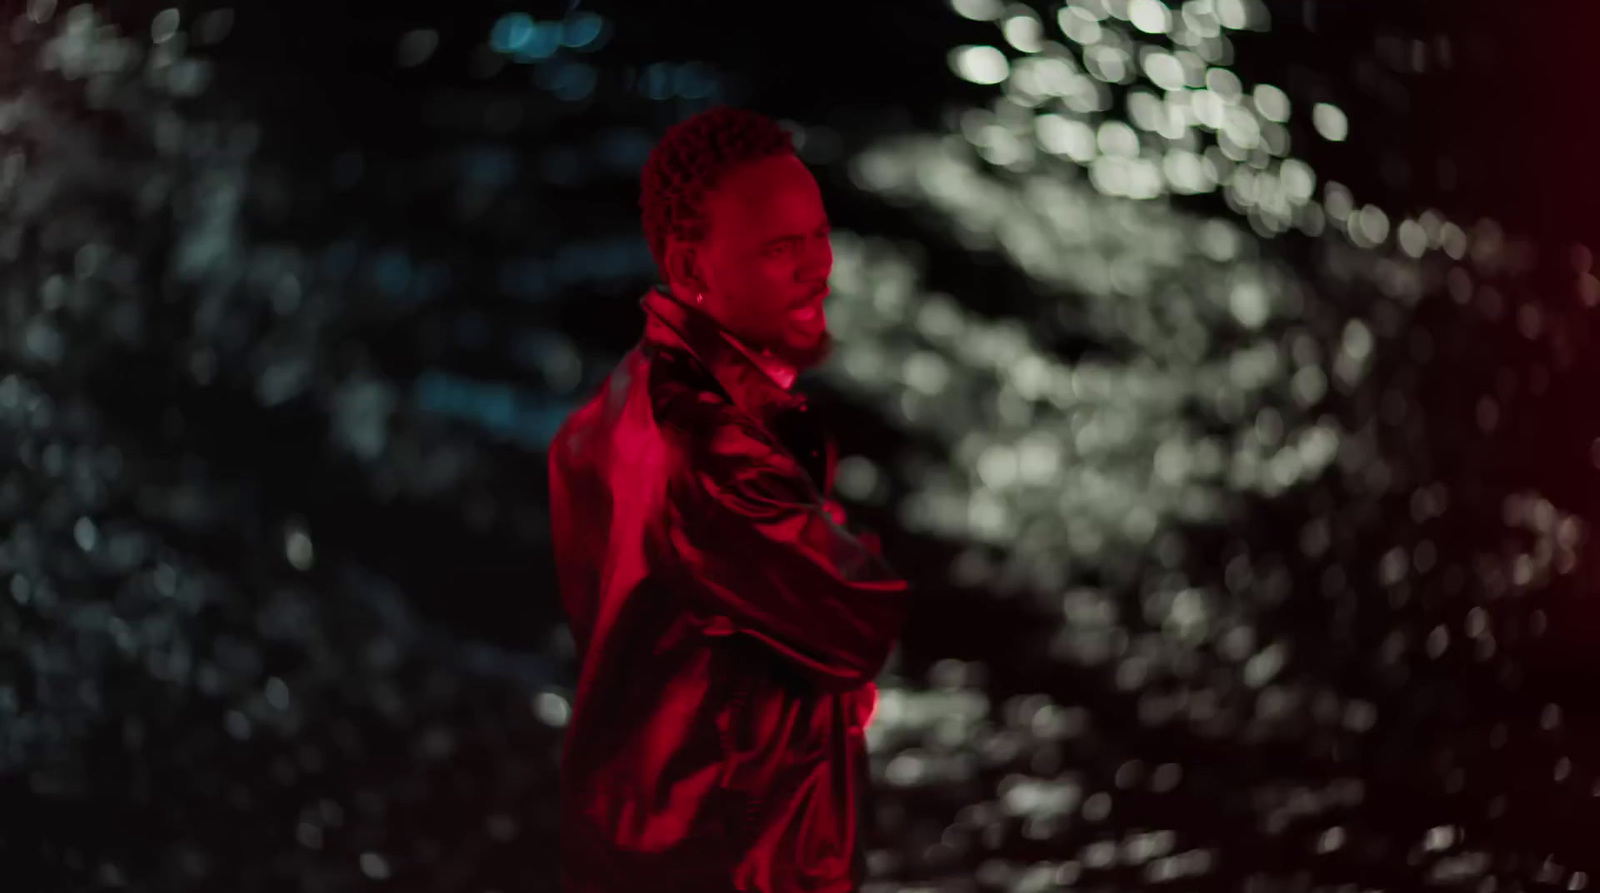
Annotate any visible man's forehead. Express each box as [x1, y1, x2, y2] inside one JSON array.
[[724, 186, 823, 222], [708, 163, 826, 237], [718, 162, 820, 210]]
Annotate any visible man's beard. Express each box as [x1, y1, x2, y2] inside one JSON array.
[[771, 329, 834, 371]]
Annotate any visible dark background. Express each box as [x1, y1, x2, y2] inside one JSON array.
[[3, 0, 1600, 890]]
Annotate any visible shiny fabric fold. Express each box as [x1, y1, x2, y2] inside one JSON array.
[[548, 286, 910, 892]]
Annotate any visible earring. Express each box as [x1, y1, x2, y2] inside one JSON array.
[[694, 292, 703, 305]]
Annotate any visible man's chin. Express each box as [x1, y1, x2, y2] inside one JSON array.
[[775, 330, 834, 371]]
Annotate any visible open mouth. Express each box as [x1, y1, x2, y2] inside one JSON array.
[[788, 290, 828, 325]]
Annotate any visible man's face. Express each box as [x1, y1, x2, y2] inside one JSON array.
[[672, 153, 834, 371]]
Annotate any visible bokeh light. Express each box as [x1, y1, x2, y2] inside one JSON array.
[[4, 1, 1599, 891]]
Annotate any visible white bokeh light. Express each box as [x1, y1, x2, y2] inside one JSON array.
[[951, 44, 1011, 85], [1312, 102, 1349, 141]]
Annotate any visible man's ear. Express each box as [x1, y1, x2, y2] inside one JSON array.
[[664, 237, 706, 296]]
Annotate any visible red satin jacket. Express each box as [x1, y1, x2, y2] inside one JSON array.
[[548, 286, 911, 892]]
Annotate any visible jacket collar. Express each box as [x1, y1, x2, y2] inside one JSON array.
[[640, 285, 806, 426], [719, 330, 798, 392]]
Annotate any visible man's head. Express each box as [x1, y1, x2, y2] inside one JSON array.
[[640, 106, 834, 371]]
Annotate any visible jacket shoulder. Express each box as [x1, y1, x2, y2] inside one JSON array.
[[548, 370, 612, 462]]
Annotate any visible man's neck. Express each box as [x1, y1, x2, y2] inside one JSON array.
[[720, 329, 797, 391]]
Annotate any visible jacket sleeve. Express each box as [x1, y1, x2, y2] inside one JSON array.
[[824, 497, 885, 557], [661, 403, 910, 693]]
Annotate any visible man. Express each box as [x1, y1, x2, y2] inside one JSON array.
[[547, 106, 910, 893]]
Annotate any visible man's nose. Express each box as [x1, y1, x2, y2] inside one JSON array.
[[800, 237, 832, 278]]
